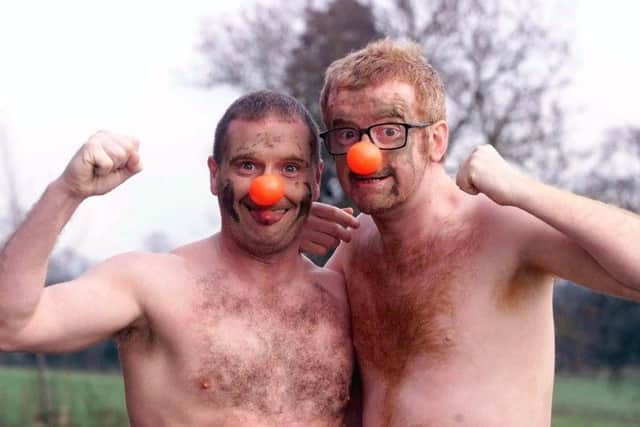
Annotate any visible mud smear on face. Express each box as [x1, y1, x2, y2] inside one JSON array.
[[221, 181, 240, 222], [296, 183, 313, 222]]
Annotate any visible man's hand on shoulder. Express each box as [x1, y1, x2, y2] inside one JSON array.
[[59, 130, 143, 199], [456, 144, 532, 206], [300, 202, 359, 256]]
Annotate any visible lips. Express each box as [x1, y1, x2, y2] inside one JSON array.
[[243, 201, 291, 225], [351, 173, 391, 185]]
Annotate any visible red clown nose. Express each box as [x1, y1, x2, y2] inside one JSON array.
[[346, 141, 382, 175], [249, 174, 285, 206]]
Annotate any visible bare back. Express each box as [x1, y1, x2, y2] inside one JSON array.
[[341, 197, 555, 427], [117, 237, 353, 426]]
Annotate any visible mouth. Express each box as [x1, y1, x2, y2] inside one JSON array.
[[350, 173, 391, 186], [243, 202, 292, 225]]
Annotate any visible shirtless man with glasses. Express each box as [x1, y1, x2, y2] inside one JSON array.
[[303, 39, 640, 426]]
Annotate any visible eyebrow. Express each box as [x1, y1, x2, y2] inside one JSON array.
[[228, 153, 310, 166], [228, 152, 257, 163], [332, 104, 408, 128], [283, 156, 310, 166]]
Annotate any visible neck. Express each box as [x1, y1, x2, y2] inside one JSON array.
[[214, 231, 304, 284], [371, 163, 463, 253]]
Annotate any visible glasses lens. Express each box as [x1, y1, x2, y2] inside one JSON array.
[[370, 124, 406, 148], [330, 128, 360, 154]]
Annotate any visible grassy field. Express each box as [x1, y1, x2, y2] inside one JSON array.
[[0, 367, 127, 427], [552, 373, 640, 427], [1, 367, 639, 426]]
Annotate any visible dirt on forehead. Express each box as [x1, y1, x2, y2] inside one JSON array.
[[187, 271, 352, 418]]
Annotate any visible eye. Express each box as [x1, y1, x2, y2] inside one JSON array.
[[384, 127, 399, 137], [336, 128, 358, 143], [282, 163, 299, 176], [373, 124, 403, 141], [240, 161, 255, 171]]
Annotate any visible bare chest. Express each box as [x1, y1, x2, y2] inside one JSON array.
[[183, 274, 352, 417], [345, 230, 483, 379]]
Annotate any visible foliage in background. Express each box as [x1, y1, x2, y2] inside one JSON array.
[[554, 126, 640, 375], [0, 0, 639, 387], [198, 0, 640, 375], [198, 0, 572, 207], [0, 368, 127, 427], [2, 366, 640, 426]]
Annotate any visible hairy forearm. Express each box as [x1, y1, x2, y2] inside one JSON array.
[[0, 178, 83, 328], [516, 178, 640, 290]]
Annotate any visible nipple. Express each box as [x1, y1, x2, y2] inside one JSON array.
[[346, 141, 382, 175], [249, 174, 285, 206]]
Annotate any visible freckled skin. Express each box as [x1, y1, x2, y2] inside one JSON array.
[[327, 82, 556, 427], [116, 245, 353, 427], [116, 115, 351, 426]]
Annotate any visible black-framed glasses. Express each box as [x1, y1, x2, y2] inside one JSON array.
[[319, 122, 432, 155]]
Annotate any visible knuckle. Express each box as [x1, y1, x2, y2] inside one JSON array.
[[84, 140, 101, 152]]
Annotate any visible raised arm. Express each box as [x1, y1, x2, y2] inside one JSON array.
[[457, 144, 640, 299], [0, 131, 144, 352]]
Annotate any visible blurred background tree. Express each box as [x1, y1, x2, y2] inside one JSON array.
[[0, 0, 638, 385], [554, 126, 640, 376], [197, 0, 639, 375], [198, 0, 571, 206]]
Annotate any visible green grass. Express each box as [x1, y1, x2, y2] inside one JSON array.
[[0, 367, 128, 427], [1, 367, 639, 426], [552, 373, 640, 427]]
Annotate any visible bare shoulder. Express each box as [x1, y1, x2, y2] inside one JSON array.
[[88, 250, 191, 293], [331, 213, 376, 262], [304, 257, 350, 311], [472, 193, 540, 241], [91, 237, 218, 291]]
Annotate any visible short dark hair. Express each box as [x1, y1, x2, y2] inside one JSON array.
[[213, 90, 320, 166]]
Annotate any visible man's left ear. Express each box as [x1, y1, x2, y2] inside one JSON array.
[[428, 121, 449, 163], [312, 160, 324, 201], [207, 156, 219, 196]]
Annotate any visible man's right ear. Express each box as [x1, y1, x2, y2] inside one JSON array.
[[207, 156, 219, 196]]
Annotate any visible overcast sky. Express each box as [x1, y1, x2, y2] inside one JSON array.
[[0, 0, 639, 261]]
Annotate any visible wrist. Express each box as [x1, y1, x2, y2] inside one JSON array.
[[510, 173, 542, 209], [49, 177, 87, 206]]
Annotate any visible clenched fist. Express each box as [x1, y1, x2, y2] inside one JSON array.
[[61, 131, 143, 198], [456, 144, 530, 206]]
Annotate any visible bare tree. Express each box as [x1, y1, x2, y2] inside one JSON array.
[[378, 0, 570, 158], [0, 126, 25, 237], [554, 126, 640, 375], [0, 125, 54, 423], [1, 125, 92, 423], [575, 126, 640, 212], [198, 0, 572, 198]]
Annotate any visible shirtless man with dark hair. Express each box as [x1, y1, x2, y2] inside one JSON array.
[[303, 39, 640, 426], [0, 90, 353, 426]]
